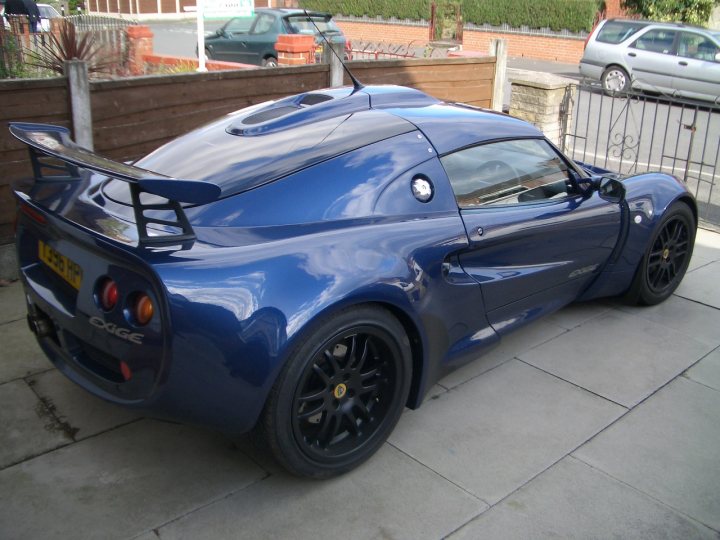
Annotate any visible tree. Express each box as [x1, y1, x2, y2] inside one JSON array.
[[622, 0, 718, 26]]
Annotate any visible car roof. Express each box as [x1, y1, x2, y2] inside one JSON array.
[[604, 18, 709, 32], [131, 85, 542, 197]]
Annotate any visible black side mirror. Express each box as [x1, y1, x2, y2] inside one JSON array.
[[597, 177, 625, 203], [574, 174, 625, 203]]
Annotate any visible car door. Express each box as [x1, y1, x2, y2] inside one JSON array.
[[440, 138, 623, 335], [672, 31, 720, 101], [241, 12, 279, 64], [627, 28, 679, 92], [211, 15, 256, 63]]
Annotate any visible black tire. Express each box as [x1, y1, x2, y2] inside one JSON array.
[[260, 306, 412, 478], [262, 56, 278, 68], [204, 48, 213, 61], [628, 202, 695, 305], [601, 65, 630, 93]]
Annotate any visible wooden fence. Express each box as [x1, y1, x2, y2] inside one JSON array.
[[0, 56, 496, 245]]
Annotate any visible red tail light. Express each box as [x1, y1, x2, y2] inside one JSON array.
[[20, 203, 47, 225], [120, 361, 132, 381], [134, 294, 154, 325], [98, 279, 118, 311]]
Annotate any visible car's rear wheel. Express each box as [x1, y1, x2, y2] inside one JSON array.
[[628, 202, 695, 305], [260, 306, 411, 478], [262, 56, 278, 68], [601, 66, 630, 93]]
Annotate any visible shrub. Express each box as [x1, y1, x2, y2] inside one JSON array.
[[301, 0, 603, 33]]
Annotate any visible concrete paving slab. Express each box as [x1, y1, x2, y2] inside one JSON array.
[[694, 228, 720, 261], [689, 230, 720, 271], [615, 295, 720, 347], [438, 319, 567, 389], [449, 456, 716, 540], [574, 376, 720, 531], [520, 310, 713, 407], [545, 299, 612, 330], [156, 444, 485, 540], [0, 420, 266, 540], [28, 369, 142, 441], [0, 379, 71, 469], [389, 359, 625, 504], [0, 281, 25, 325], [685, 347, 720, 391], [676, 261, 720, 309], [0, 318, 53, 384]]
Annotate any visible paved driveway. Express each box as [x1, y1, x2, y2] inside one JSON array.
[[1, 230, 719, 539]]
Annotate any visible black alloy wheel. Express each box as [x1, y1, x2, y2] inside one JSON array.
[[630, 202, 695, 305], [260, 306, 411, 478], [646, 215, 690, 294], [293, 327, 398, 460]]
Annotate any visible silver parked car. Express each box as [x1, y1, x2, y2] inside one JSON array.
[[579, 19, 720, 102]]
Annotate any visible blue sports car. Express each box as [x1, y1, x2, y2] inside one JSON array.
[[11, 84, 696, 477]]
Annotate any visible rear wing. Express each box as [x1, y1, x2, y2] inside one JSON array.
[[9, 122, 221, 247]]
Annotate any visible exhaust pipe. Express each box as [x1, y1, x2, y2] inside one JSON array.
[[27, 312, 54, 339]]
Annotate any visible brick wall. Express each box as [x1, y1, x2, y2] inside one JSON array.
[[337, 20, 586, 64], [338, 20, 431, 46], [464, 29, 584, 64]]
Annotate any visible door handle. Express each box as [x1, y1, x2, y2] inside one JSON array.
[[679, 61, 688, 66], [628, 52, 637, 57]]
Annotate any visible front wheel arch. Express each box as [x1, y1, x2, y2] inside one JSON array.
[[626, 200, 696, 305]]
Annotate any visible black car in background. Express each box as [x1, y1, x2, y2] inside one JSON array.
[[203, 8, 348, 67]]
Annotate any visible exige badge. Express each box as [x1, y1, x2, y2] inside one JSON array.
[[89, 316, 144, 345]]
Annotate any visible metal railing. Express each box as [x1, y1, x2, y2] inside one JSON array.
[[348, 40, 451, 61], [562, 81, 720, 230]]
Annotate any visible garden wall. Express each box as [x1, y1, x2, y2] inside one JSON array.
[[338, 20, 586, 64]]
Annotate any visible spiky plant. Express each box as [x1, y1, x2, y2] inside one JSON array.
[[25, 20, 118, 75]]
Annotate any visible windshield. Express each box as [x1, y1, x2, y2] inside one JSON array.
[[285, 15, 340, 34], [38, 4, 60, 17]]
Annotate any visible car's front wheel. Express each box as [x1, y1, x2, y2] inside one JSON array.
[[601, 65, 630, 93], [628, 202, 695, 305], [262, 56, 278, 68], [260, 306, 412, 478]]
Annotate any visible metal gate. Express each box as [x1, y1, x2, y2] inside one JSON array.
[[562, 82, 720, 231]]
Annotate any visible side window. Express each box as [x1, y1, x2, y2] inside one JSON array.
[[678, 32, 719, 62], [631, 29, 677, 54], [440, 139, 576, 208], [596, 21, 647, 44], [225, 16, 254, 35], [251, 13, 275, 35]]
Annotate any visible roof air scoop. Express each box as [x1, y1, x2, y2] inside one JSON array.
[[226, 89, 370, 137]]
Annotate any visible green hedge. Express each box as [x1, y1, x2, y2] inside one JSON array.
[[301, 0, 602, 33]]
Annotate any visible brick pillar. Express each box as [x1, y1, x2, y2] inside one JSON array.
[[126, 25, 153, 76], [275, 34, 315, 66], [509, 73, 576, 147]]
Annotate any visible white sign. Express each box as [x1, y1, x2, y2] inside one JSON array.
[[205, 0, 253, 19]]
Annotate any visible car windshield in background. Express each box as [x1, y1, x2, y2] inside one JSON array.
[[596, 21, 647, 44], [285, 15, 340, 34]]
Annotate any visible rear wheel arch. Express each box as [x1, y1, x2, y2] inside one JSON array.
[[602, 64, 631, 93], [259, 302, 415, 477]]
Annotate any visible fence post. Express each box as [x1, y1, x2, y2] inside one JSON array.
[[489, 38, 507, 112], [323, 41, 344, 87], [509, 73, 576, 147], [64, 60, 93, 150]]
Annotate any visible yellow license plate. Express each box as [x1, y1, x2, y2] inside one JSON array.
[[38, 240, 83, 290]]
